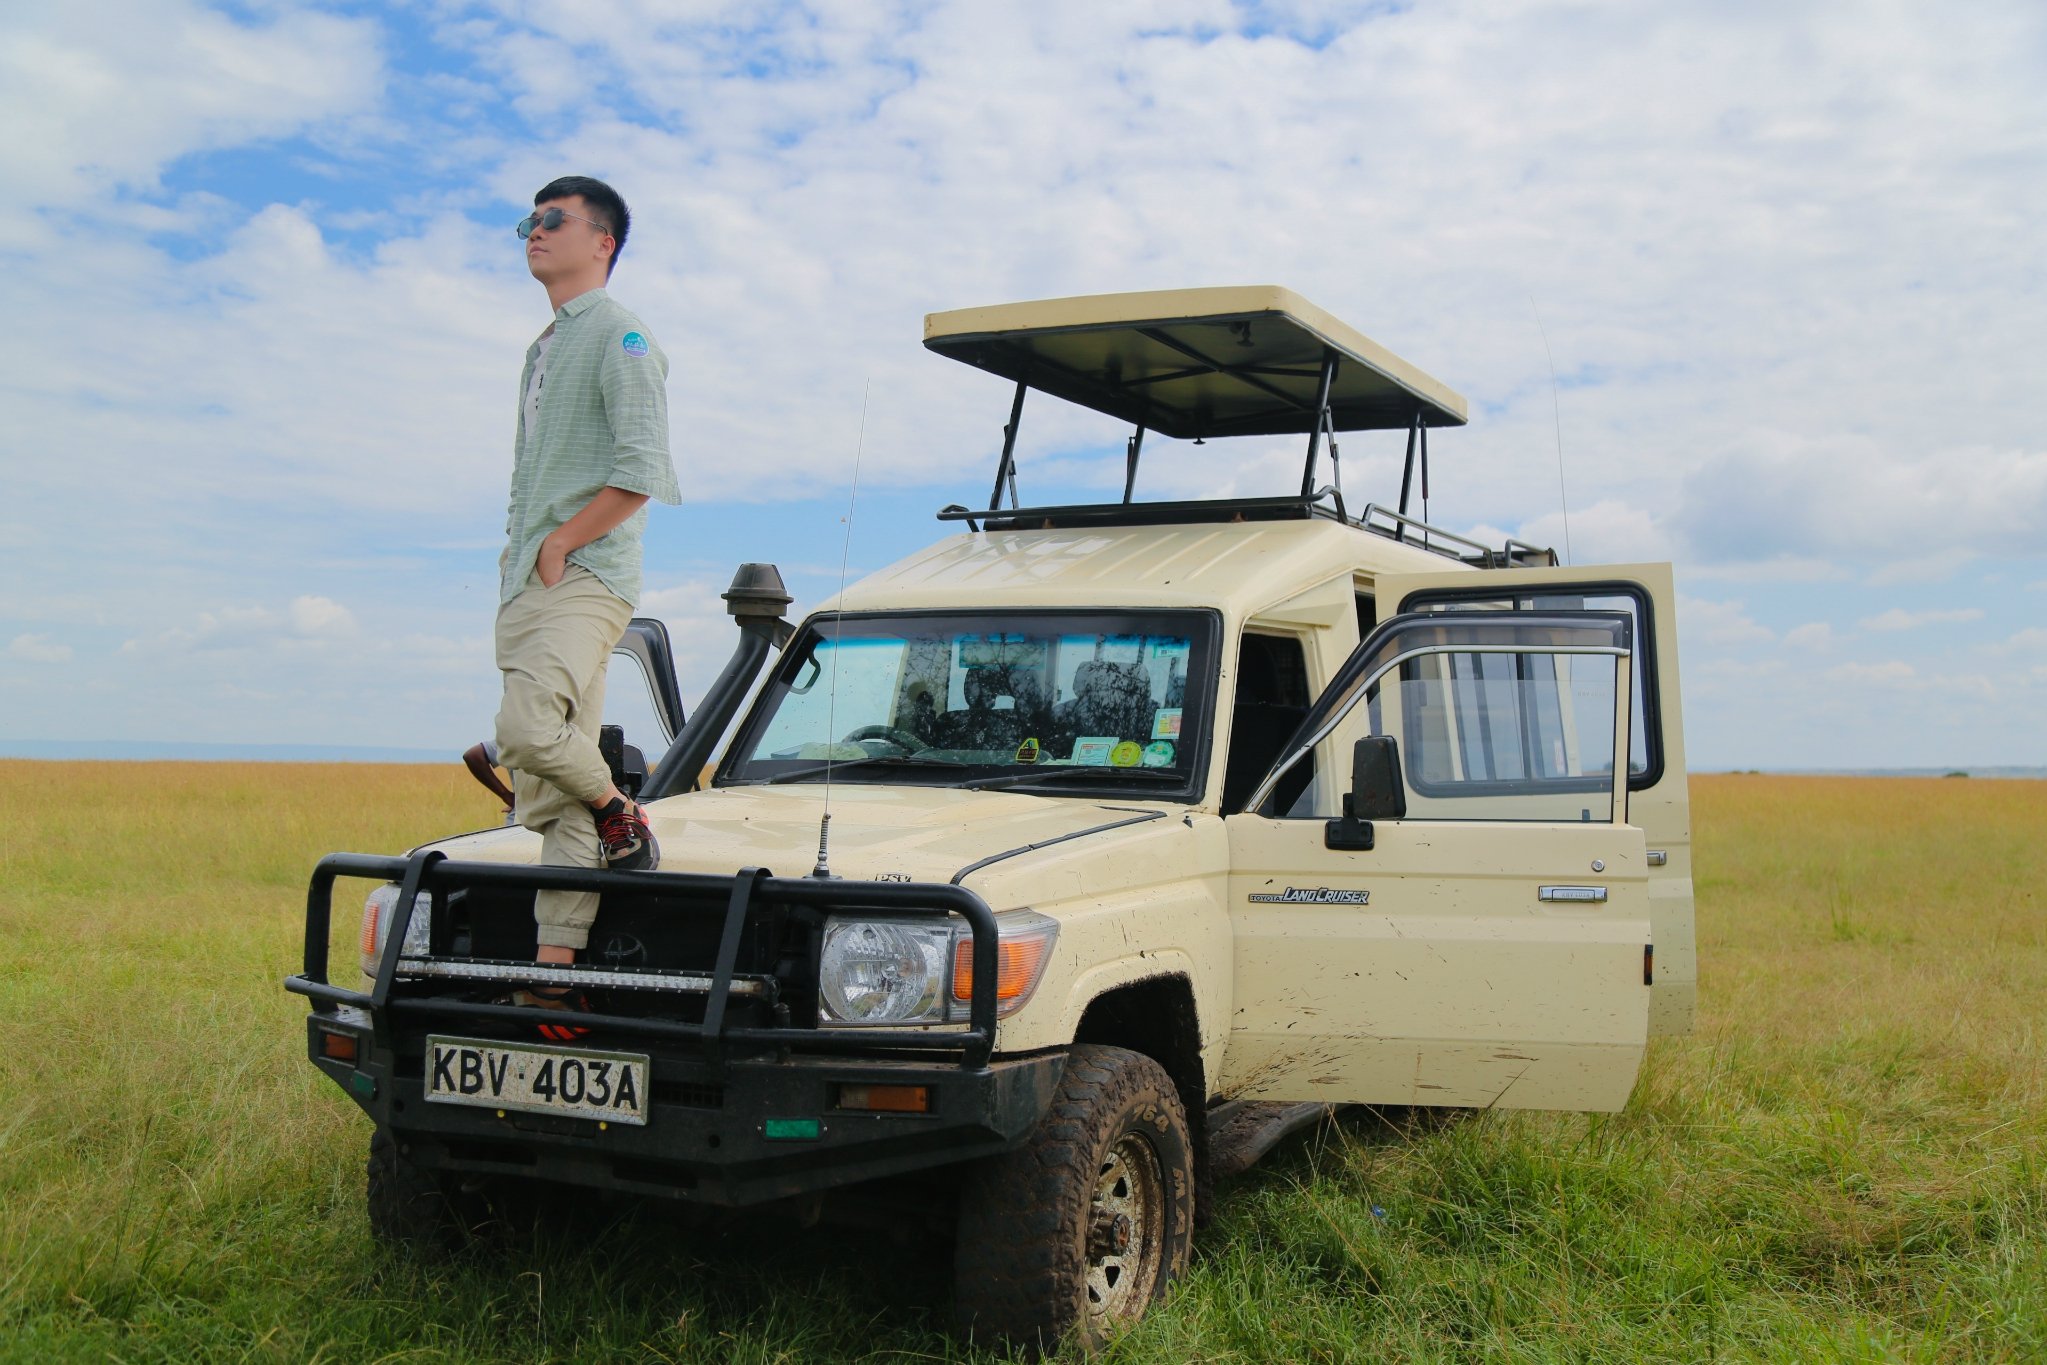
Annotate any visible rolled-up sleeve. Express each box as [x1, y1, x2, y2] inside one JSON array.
[[599, 328, 681, 505]]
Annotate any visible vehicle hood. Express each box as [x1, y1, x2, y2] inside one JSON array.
[[421, 785, 1177, 910]]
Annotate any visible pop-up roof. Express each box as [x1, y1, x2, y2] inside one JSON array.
[[923, 285, 1468, 439]]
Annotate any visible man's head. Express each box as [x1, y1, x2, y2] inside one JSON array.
[[522, 176, 632, 286]]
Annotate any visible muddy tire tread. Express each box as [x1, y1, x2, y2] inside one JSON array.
[[953, 1043, 1193, 1354]]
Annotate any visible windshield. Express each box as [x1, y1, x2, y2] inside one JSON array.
[[721, 610, 1218, 798]]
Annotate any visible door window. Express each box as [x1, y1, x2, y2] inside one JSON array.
[[1250, 612, 1632, 823], [1403, 586, 1659, 788], [1392, 649, 1621, 821]]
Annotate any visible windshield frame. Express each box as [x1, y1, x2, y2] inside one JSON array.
[[716, 607, 1224, 803]]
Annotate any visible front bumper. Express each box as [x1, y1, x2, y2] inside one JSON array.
[[290, 852, 1052, 1206], [308, 1009, 1062, 1205]]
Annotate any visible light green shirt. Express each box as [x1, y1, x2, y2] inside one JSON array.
[[502, 288, 681, 606]]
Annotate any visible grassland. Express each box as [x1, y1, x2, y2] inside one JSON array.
[[0, 762, 2040, 1362]]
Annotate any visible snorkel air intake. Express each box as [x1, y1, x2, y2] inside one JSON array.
[[640, 563, 793, 800]]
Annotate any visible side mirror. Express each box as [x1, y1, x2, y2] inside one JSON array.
[[1350, 734, 1406, 820], [1325, 735, 1405, 850], [599, 724, 649, 798]]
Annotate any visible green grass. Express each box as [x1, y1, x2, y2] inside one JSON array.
[[1, 764, 2041, 1361]]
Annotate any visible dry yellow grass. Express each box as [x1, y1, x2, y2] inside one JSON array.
[[0, 762, 2040, 1361]]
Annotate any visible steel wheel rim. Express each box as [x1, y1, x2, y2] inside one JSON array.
[[1084, 1131, 1164, 1321]]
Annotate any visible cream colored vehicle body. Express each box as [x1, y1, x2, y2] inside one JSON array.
[[525, 515, 1691, 1116], [434, 286, 1693, 1125]]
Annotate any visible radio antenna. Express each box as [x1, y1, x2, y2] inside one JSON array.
[[814, 379, 870, 879], [1529, 296, 1574, 565]]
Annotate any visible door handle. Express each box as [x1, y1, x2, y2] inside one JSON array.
[[1537, 885, 1608, 903]]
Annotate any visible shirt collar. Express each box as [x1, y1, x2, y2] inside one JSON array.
[[553, 287, 609, 322]]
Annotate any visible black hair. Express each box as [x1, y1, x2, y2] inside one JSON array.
[[533, 175, 630, 276]]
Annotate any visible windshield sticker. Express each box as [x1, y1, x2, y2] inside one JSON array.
[[1013, 737, 1041, 765], [1151, 708, 1182, 740], [621, 331, 649, 357], [1071, 736, 1115, 766], [1248, 887, 1371, 905], [1142, 740, 1175, 768], [1110, 741, 1142, 768]]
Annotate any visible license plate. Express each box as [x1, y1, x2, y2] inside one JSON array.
[[425, 1035, 650, 1126]]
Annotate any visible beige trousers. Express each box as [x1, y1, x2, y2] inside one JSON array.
[[494, 565, 634, 950]]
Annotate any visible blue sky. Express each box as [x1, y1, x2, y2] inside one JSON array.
[[2, 0, 2043, 771]]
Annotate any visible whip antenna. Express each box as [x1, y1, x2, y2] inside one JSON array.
[[814, 379, 870, 878], [1529, 296, 1573, 565]]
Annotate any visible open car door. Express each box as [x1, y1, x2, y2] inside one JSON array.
[[1220, 597, 1657, 1112], [1379, 562, 1693, 1036]]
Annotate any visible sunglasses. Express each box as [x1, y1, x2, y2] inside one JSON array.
[[515, 207, 610, 240]]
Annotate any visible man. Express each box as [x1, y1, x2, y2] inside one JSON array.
[[461, 738, 517, 823], [495, 175, 680, 987]]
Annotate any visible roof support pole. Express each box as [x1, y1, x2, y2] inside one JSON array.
[[1396, 410, 1419, 540], [987, 377, 1028, 511], [1122, 425, 1146, 503], [1298, 349, 1339, 497], [1419, 419, 1431, 546]]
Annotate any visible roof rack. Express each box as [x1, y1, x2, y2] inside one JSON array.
[[935, 490, 1556, 570]]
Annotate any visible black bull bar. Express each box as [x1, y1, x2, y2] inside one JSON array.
[[283, 850, 1002, 1068]]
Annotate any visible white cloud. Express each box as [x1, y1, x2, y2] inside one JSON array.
[[1997, 627, 2047, 655], [1861, 607, 1988, 632], [288, 595, 360, 639], [1678, 596, 1773, 647], [0, 2, 384, 206], [1783, 622, 1835, 650], [1819, 661, 1997, 703], [6, 633, 73, 664], [1683, 557, 1851, 586], [1827, 660, 1916, 686], [122, 594, 360, 656], [1514, 499, 1672, 567]]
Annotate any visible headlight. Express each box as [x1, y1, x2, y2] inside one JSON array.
[[817, 910, 1058, 1026], [818, 920, 951, 1024], [359, 883, 432, 977]]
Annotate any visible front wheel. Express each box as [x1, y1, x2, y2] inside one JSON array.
[[952, 1045, 1194, 1354]]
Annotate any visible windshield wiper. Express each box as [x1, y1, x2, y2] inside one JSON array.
[[965, 766, 1186, 792], [758, 754, 969, 785]]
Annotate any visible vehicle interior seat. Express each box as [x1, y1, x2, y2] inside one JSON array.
[[940, 665, 1048, 751], [1062, 660, 1156, 740]]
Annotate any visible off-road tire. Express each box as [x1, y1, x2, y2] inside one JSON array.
[[952, 1044, 1195, 1354], [366, 1128, 510, 1251]]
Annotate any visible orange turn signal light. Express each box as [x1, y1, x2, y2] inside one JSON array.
[[319, 1029, 359, 1063], [951, 936, 1050, 1003], [836, 1084, 931, 1113]]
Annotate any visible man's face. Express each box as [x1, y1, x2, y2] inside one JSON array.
[[524, 196, 613, 284]]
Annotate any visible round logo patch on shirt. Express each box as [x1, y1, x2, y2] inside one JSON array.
[[621, 331, 649, 357]]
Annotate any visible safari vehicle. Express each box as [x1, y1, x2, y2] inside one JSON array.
[[287, 287, 1693, 1352]]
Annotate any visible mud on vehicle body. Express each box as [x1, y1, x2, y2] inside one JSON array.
[[290, 286, 1694, 1353]]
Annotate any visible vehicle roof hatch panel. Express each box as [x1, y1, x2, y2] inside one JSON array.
[[923, 285, 1469, 439]]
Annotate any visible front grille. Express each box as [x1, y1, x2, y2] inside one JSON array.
[[406, 886, 822, 1029]]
